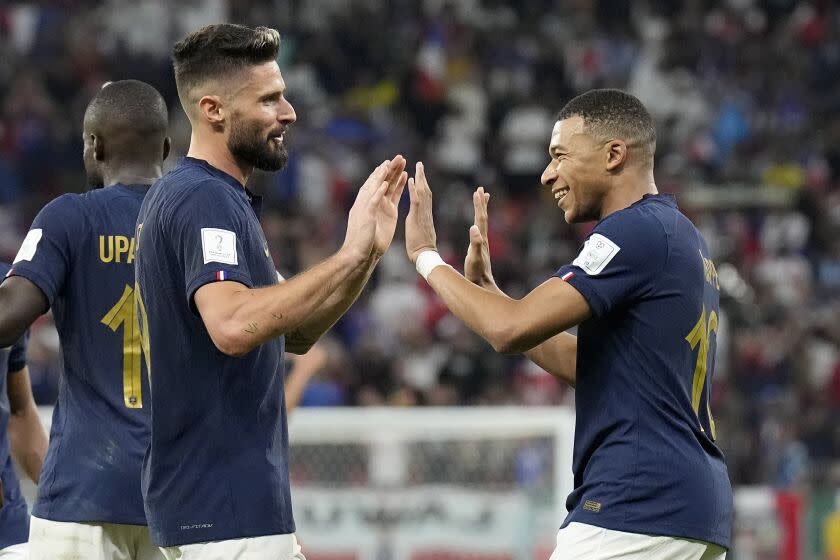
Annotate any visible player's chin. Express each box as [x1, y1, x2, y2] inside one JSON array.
[[558, 199, 575, 223], [255, 148, 289, 172]]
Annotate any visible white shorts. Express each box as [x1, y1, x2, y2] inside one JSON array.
[[550, 522, 727, 560], [29, 516, 164, 560], [0, 543, 27, 559], [161, 533, 304, 560]]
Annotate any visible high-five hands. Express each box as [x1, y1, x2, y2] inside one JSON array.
[[345, 158, 491, 280], [464, 187, 495, 288], [405, 162, 439, 265], [342, 156, 407, 262]]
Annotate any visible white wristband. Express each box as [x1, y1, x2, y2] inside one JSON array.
[[415, 250, 447, 280]]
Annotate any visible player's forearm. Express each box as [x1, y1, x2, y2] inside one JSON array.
[[524, 333, 577, 388], [9, 405, 48, 483], [426, 266, 546, 353], [286, 256, 378, 353], [216, 249, 366, 356]]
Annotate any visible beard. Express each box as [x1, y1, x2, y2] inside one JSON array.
[[228, 118, 289, 172]]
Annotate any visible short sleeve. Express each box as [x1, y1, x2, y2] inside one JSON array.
[[555, 212, 667, 318], [168, 180, 254, 307], [9, 194, 85, 306], [7, 330, 28, 373]]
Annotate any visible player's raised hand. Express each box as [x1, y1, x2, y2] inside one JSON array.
[[464, 186, 495, 287], [372, 156, 408, 258], [342, 160, 391, 262], [405, 162, 438, 264]]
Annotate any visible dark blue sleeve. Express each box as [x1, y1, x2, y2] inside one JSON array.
[[168, 180, 254, 306], [555, 211, 667, 318], [7, 331, 28, 373], [9, 194, 85, 306]]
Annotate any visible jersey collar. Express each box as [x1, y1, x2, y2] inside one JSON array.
[[181, 157, 263, 216], [639, 193, 677, 207]]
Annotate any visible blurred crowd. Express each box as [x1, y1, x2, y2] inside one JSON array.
[[1, 0, 839, 489]]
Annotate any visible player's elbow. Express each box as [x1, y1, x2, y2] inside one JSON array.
[[488, 325, 531, 354], [208, 323, 254, 357]]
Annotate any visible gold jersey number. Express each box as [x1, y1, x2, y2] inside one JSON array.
[[685, 304, 719, 439], [101, 284, 149, 408]]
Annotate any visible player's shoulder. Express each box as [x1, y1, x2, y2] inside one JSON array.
[[578, 195, 679, 273], [592, 195, 674, 246], [34, 192, 89, 228], [156, 162, 236, 205], [40, 191, 85, 212]]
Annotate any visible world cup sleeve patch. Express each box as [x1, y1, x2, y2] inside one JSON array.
[[13, 229, 43, 263], [201, 228, 238, 265], [572, 233, 620, 275]]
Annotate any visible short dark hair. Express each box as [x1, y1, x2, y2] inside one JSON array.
[[172, 23, 281, 108], [84, 79, 167, 135], [557, 89, 656, 159]]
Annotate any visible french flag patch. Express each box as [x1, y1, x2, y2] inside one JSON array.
[[216, 270, 228, 281], [561, 271, 574, 281]]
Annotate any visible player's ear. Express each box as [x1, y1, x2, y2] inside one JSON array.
[[605, 139, 627, 172], [92, 134, 105, 162], [162, 137, 171, 161], [198, 95, 225, 128]]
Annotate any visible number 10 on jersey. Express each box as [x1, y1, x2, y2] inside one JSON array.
[[686, 304, 718, 439]]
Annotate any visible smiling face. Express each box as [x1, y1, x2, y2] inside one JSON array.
[[540, 116, 610, 223], [225, 61, 296, 172]]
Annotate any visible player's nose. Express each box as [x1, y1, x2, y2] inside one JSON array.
[[278, 98, 296, 125], [540, 161, 557, 187]]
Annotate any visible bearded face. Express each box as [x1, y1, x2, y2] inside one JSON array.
[[227, 114, 289, 172]]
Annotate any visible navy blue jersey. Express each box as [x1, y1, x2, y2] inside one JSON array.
[[8, 185, 151, 525], [135, 157, 291, 547], [0, 263, 30, 549], [555, 194, 733, 548]]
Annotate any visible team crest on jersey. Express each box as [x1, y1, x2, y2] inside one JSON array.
[[13, 229, 43, 263], [573, 233, 620, 275], [201, 228, 237, 265]]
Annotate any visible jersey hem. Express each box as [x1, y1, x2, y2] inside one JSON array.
[[151, 524, 296, 548], [31, 510, 148, 526], [560, 513, 730, 550]]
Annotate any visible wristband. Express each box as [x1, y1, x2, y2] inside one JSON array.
[[415, 250, 447, 280]]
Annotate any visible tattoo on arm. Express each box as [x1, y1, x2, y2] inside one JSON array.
[[285, 328, 313, 350], [243, 322, 259, 334], [272, 313, 283, 321]]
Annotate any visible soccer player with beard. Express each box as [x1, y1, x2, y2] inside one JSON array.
[[134, 24, 406, 559], [0, 80, 169, 559], [404, 89, 732, 559]]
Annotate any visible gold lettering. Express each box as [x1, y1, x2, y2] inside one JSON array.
[[99, 235, 114, 263], [99, 235, 138, 264], [115, 236, 129, 263], [699, 251, 720, 290]]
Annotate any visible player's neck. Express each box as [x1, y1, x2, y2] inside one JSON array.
[[599, 169, 658, 220], [187, 133, 250, 187], [103, 162, 163, 187]]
